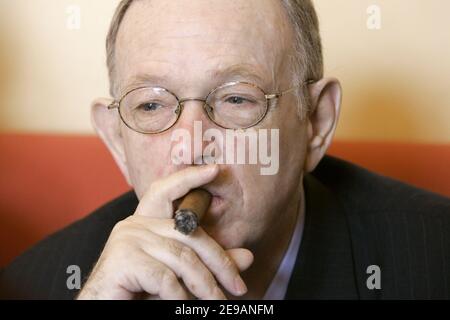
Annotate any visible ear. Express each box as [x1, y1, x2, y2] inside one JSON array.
[[91, 98, 132, 185], [304, 77, 342, 172]]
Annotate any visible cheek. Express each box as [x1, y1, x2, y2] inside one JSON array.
[[230, 166, 277, 222], [281, 125, 307, 167], [263, 98, 308, 162], [236, 108, 306, 216], [276, 101, 308, 167], [122, 131, 173, 198]]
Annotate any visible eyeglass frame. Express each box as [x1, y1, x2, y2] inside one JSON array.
[[107, 79, 316, 134]]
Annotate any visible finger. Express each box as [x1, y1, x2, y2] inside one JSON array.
[[135, 164, 219, 218], [226, 248, 254, 272], [132, 252, 190, 300], [140, 235, 227, 300], [139, 218, 248, 296]]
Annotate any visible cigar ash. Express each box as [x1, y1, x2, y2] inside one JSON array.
[[174, 209, 199, 235], [174, 189, 212, 235]]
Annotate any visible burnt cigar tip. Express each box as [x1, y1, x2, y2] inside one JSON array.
[[174, 209, 199, 235]]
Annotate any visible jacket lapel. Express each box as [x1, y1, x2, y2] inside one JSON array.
[[285, 174, 359, 299]]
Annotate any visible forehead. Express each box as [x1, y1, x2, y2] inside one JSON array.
[[115, 0, 294, 92]]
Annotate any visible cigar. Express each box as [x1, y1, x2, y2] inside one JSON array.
[[174, 189, 212, 235]]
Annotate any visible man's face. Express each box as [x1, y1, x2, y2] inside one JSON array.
[[114, 0, 309, 249]]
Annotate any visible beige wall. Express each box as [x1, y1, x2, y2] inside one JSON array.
[[0, 0, 449, 143]]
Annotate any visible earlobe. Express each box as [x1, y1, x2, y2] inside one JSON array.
[[91, 98, 132, 185], [304, 78, 342, 172]]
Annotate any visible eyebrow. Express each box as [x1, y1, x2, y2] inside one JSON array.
[[207, 63, 268, 85], [122, 74, 172, 93], [121, 63, 269, 96]]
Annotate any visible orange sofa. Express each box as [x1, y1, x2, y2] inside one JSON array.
[[1, 133, 449, 267]]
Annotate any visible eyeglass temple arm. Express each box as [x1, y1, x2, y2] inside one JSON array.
[[265, 79, 316, 100], [107, 101, 119, 110]]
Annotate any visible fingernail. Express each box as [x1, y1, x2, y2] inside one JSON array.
[[234, 276, 247, 295]]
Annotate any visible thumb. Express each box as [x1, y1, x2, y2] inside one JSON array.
[[226, 248, 254, 272]]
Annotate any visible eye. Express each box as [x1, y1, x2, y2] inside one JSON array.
[[137, 102, 162, 112], [225, 96, 247, 105]]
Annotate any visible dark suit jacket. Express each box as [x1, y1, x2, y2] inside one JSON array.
[[1, 156, 449, 299]]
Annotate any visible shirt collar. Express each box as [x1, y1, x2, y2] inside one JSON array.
[[263, 193, 305, 300]]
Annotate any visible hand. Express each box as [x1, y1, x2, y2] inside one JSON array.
[[77, 165, 254, 300]]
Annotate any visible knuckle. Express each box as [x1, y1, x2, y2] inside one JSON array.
[[204, 276, 219, 296], [166, 239, 183, 257], [139, 261, 162, 281], [112, 218, 140, 234], [220, 254, 235, 271], [112, 217, 150, 239], [160, 269, 178, 289], [179, 246, 197, 265], [112, 220, 128, 233], [110, 225, 136, 244]]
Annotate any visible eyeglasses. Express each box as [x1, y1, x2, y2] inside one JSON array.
[[108, 80, 315, 134]]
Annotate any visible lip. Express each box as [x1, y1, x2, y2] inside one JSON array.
[[204, 195, 226, 221], [210, 195, 224, 208], [199, 184, 229, 221]]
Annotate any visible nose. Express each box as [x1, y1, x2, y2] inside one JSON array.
[[178, 98, 212, 130], [170, 99, 220, 165]]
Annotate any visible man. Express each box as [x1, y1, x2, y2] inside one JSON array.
[[1, 0, 449, 300]]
